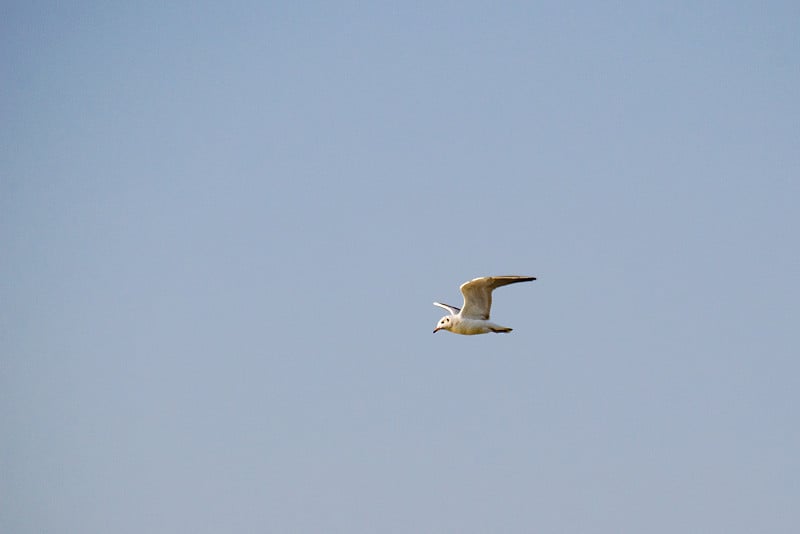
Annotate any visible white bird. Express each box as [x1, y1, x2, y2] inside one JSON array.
[[433, 275, 536, 335]]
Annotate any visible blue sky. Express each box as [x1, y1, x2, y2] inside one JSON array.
[[2, 2, 799, 532]]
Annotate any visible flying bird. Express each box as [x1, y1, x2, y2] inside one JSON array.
[[433, 275, 536, 335]]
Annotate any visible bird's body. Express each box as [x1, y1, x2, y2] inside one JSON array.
[[445, 317, 513, 335], [433, 275, 536, 335]]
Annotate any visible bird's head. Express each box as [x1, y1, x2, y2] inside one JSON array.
[[433, 315, 453, 333]]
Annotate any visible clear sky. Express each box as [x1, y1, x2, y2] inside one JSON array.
[[2, 2, 799, 532]]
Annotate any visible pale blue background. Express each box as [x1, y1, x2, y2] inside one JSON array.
[[2, 2, 799, 532]]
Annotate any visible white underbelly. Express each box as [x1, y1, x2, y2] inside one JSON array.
[[453, 319, 493, 335]]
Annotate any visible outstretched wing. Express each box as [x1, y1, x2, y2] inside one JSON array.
[[433, 302, 461, 316], [460, 276, 536, 319]]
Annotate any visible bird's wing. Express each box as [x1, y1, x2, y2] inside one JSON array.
[[459, 276, 536, 319], [433, 302, 461, 315]]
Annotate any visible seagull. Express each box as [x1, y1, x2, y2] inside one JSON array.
[[433, 276, 536, 335]]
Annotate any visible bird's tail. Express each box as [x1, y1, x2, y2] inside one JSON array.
[[490, 327, 512, 333]]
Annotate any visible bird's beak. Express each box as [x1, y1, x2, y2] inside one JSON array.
[[433, 327, 440, 333]]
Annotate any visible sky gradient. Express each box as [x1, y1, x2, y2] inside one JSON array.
[[3, 2, 799, 532]]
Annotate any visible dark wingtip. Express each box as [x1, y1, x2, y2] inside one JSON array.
[[490, 327, 513, 333]]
